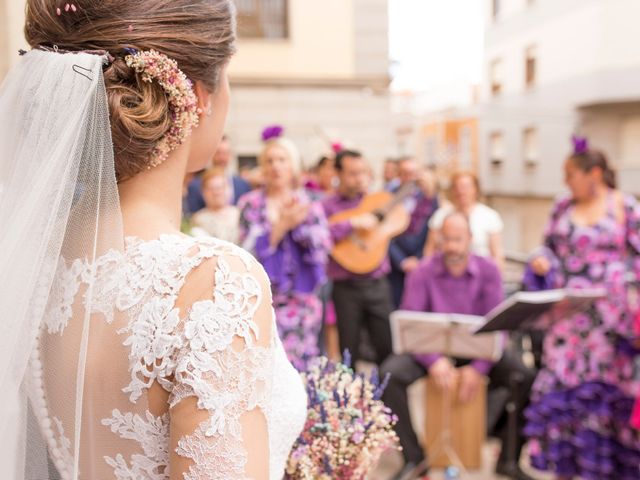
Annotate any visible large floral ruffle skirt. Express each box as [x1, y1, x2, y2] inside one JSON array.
[[274, 292, 323, 372], [524, 380, 640, 479]]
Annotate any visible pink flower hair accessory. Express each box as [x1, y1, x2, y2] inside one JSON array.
[[125, 49, 200, 168], [331, 142, 344, 154], [56, 3, 78, 16]]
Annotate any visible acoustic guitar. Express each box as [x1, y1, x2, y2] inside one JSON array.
[[329, 183, 417, 274]]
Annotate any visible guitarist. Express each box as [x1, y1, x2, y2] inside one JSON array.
[[321, 149, 393, 366]]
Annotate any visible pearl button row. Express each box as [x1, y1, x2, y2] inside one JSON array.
[[29, 329, 72, 480]]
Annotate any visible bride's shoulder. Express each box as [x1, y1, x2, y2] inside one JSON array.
[[190, 235, 258, 267], [115, 233, 272, 317], [174, 235, 274, 341], [127, 233, 263, 276]]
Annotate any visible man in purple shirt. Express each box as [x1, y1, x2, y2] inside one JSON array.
[[322, 150, 393, 366], [382, 212, 535, 480]]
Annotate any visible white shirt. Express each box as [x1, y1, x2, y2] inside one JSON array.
[[429, 202, 504, 257], [191, 206, 240, 244]]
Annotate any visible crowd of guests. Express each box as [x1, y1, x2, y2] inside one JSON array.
[[182, 130, 640, 480]]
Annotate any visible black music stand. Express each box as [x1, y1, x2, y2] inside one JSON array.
[[473, 288, 604, 477]]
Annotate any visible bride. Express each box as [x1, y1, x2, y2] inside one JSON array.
[[0, 1, 307, 479]]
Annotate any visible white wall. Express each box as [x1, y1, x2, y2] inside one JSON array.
[[479, 0, 640, 198], [353, 0, 389, 78], [1, 0, 27, 79]]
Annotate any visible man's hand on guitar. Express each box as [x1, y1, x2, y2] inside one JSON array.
[[349, 212, 379, 230]]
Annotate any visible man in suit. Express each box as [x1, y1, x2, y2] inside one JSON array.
[[388, 158, 439, 307], [185, 135, 251, 213]]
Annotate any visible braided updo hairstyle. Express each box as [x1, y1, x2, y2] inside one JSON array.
[[24, 0, 236, 182]]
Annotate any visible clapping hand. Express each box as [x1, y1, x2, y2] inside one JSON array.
[[270, 198, 309, 248], [279, 198, 309, 231]]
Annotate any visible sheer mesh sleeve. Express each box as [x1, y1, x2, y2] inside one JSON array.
[[168, 250, 275, 480]]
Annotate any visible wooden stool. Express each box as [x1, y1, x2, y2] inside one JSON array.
[[423, 375, 487, 470]]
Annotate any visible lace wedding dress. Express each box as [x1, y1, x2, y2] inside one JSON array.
[[29, 233, 307, 479]]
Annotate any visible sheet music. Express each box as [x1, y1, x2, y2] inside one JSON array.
[[475, 287, 606, 333], [390, 310, 503, 361]]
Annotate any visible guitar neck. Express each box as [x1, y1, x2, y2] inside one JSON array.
[[377, 182, 417, 217]]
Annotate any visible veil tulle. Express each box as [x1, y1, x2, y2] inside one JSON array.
[[0, 49, 123, 479]]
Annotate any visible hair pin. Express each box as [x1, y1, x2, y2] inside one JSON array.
[[72, 64, 93, 81]]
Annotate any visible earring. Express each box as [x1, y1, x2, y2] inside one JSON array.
[[207, 107, 212, 116], [196, 107, 204, 115]]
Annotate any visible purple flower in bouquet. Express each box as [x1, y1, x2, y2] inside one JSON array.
[[262, 124, 284, 142], [286, 352, 400, 480]]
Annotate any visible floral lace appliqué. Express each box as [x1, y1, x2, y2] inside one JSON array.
[[101, 409, 170, 480]]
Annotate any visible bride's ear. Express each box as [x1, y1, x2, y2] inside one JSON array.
[[193, 80, 213, 116]]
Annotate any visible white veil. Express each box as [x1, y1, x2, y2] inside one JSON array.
[[0, 49, 122, 479]]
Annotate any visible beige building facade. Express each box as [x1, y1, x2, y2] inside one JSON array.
[[227, 0, 393, 173], [1, 0, 394, 176]]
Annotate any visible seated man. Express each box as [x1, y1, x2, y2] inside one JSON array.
[[381, 212, 535, 480]]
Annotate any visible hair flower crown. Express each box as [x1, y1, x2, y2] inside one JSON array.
[[125, 49, 200, 168]]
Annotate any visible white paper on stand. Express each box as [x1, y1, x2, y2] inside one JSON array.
[[390, 310, 503, 361]]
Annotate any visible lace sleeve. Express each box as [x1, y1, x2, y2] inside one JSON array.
[[168, 250, 274, 480]]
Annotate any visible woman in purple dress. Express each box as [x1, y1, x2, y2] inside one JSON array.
[[238, 136, 331, 371], [526, 140, 640, 479]]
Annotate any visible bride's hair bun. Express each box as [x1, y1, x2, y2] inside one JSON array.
[[102, 57, 171, 180], [24, 0, 236, 181]]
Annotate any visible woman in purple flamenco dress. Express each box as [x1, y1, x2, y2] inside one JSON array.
[[526, 141, 640, 479], [238, 136, 331, 371]]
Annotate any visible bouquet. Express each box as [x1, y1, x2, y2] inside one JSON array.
[[286, 353, 400, 479]]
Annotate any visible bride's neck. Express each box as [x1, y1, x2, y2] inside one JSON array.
[[118, 144, 190, 240]]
